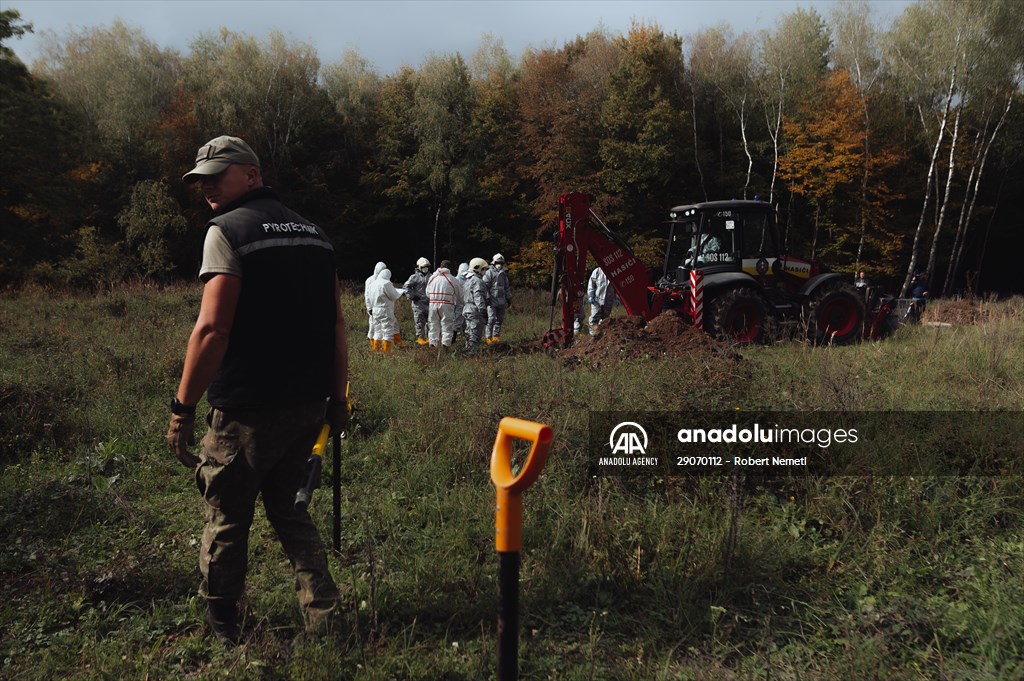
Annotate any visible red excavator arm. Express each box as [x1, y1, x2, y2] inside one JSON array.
[[544, 193, 664, 348]]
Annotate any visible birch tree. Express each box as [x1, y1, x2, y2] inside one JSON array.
[[829, 1, 896, 270], [758, 8, 832, 204]]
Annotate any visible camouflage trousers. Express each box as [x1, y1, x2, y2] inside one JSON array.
[[196, 401, 340, 631]]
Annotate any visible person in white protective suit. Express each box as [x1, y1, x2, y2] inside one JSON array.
[[587, 267, 617, 333], [364, 261, 387, 350], [463, 258, 491, 355], [368, 268, 405, 352], [573, 291, 586, 335], [482, 253, 513, 344], [453, 262, 470, 346], [404, 257, 432, 345], [426, 260, 464, 349]]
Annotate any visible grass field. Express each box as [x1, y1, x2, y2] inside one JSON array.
[[1, 285, 1022, 680]]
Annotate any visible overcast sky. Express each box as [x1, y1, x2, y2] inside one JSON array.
[[8, 0, 913, 74]]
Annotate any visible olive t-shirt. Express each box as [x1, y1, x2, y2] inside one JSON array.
[[199, 225, 242, 282]]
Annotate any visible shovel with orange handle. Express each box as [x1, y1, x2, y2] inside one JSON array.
[[490, 417, 554, 681]]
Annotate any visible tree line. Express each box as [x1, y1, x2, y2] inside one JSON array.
[[1, 0, 1022, 296]]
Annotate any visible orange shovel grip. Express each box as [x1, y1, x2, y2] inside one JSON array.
[[490, 417, 554, 552]]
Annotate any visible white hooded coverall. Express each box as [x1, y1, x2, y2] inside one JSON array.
[[369, 269, 403, 341], [426, 267, 463, 347], [454, 263, 470, 335], [364, 261, 386, 339], [587, 267, 616, 331]]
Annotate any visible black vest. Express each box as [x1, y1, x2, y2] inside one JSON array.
[[206, 188, 337, 409]]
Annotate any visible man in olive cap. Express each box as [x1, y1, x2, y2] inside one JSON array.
[[167, 135, 347, 645]]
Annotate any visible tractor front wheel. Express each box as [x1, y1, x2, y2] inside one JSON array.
[[706, 288, 769, 344], [807, 283, 866, 345]]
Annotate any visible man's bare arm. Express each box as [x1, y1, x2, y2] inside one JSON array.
[[176, 274, 241, 406]]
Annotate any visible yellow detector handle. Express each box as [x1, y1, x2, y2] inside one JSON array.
[[490, 417, 554, 553], [311, 423, 330, 457], [314, 381, 352, 453]]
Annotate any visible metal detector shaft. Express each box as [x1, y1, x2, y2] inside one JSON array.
[[295, 423, 330, 512], [333, 431, 342, 552]]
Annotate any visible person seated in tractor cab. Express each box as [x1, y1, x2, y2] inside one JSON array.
[[685, 220, 734, 266], [854, 269, 877, 307], [687, 232, 722, 264]]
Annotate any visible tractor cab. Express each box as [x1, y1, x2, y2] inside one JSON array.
[[662, 200, 779, 284]]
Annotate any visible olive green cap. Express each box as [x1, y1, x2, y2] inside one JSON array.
[[182, 135, 260, 183]]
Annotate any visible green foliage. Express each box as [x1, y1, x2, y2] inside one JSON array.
[[0, 9, 31, 58], [599, 23, 690, 226], [516, 32, 618, 224], [184, 29, 323, 181], [411, 53, 479, 264], [34, 21, 179, 164], [117, 180, 188, 280], [0, 11, 82, 287], [364, 67, 423, 206]]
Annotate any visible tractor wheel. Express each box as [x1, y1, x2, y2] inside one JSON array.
[[706, 288, 769, 344], [807, 283, 866, 345]]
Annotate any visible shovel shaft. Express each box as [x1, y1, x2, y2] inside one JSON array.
[[497, 551, 521, 681]]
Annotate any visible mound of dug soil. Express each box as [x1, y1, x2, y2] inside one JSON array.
[[559, 309, 741, 366], [920, 299, 990, 325]]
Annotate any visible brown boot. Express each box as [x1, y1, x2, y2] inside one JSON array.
[[393, 333, 404, 349]]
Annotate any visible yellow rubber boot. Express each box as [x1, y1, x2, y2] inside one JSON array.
[[381, 340, 393, 353], [393, 333, 404, 349], [371, 339, 381, 352], [416, 337, 429, 346], [370, 338, 377, 350]]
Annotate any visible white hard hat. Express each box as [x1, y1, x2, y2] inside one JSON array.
[[470, 257, 489, 275], [492, 253, 505, 264], [416, 257, 431, 268]]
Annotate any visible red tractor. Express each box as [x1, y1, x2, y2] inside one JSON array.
[[544, 193, 872, 347]]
